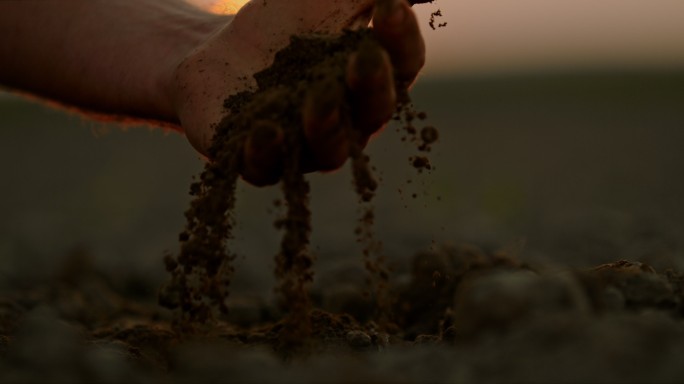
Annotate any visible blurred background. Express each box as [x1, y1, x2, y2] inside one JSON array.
[[1, 0, 684, 299]]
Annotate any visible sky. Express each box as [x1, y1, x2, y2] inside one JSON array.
[[190, 0, 684, 77], [414, 0, 684, 76]]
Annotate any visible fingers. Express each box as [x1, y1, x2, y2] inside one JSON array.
[[235, 0, 425, 186], [243, 79, 351, 185], [373, 0, 426, 88], [242, 120, 285, 186], [242, 78, 351, 186], [346, 39, 396, 136], [302, 79, 350, 171]]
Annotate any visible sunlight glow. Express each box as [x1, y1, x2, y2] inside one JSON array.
[[188, 0, 249, 15]]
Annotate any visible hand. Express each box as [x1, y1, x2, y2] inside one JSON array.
[[173, 0, 425, 186]]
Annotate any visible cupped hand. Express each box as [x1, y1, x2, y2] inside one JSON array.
[[173, 0, 425, 186]]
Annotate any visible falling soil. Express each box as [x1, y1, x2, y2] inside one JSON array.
[[428, 9, 447, 30], [158, 26, 433, 347], [155, 0, 450, 342]]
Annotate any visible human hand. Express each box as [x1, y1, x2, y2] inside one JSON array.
[[173, 0, 425, 186]]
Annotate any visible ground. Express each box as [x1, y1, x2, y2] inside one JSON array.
[[2, 71, 684, 382]]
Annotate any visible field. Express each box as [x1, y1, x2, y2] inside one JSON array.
[[2, 71, 684, 382]]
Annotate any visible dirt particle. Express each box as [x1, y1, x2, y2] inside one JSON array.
[[420, 126, 438, 145], [429, 9, 446, 30], [411, 156, 432, 172]]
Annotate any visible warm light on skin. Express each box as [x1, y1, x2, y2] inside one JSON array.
[[188, 0, 249, 15]]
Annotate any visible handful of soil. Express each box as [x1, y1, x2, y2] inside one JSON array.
[[159, 12, 437, 341]]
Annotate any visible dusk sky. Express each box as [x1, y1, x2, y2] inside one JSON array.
[[414, 0, 684, 76], [191, 0, 684, 77]]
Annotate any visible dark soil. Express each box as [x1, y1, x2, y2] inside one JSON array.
[[3, 246, 684, 382]]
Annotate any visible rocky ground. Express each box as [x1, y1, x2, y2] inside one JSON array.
[[2, 243, 684, 383]]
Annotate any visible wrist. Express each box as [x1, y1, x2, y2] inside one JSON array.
[[0, 0, 229, 126]]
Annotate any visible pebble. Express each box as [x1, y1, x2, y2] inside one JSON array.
[[346, 330, 372, 349]]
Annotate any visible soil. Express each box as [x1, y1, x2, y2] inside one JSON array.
[[428, 9, 447, 30], [159, 29, 409, 343], [3, 246, 684, 382], [160, 13, 438, 343]]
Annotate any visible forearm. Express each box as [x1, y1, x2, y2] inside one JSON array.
[[0, 0, 229, 124]]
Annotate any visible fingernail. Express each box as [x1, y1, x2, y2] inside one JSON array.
[[376, 0, 405, 26]]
